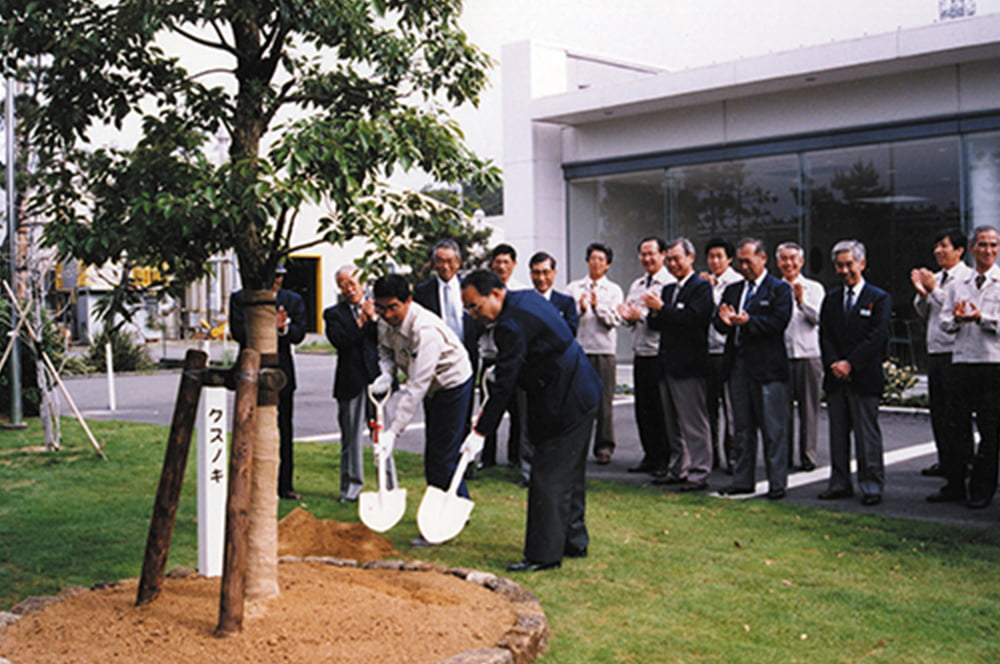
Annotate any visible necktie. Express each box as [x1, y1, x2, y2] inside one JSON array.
[[443, 282, 462, 336], [976, 274, 986, 290], [940, 271, 948, 288], [741, 281, 756, 311], [644, 275, 652, 289], [844, 287, 854, 313]]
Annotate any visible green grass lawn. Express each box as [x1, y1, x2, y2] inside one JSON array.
[[2, 418, 999, 663]]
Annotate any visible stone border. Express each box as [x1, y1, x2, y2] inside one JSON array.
[[0, 558, 548, 664]]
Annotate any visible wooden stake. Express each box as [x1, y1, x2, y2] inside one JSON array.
[[215, 349, 260, 637], [136, 349, 208, 606]]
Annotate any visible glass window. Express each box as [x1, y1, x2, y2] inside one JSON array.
[[804, 137, 960, 319], [967, 131, 1000, 229], [567, 170, 665, 356], [667, 155, 800, 273]]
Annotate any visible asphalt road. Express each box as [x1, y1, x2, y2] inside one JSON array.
[[58, 345, 998, 530]]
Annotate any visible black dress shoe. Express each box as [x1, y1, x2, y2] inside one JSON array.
[[507, 560, 561, 572], [926, 488, 965, 503], [966, 496, 992, 509], [650, 467, 669, 478], [798, 461, 816, 472], [564, 546, 588, 558], [627, 462, 653, 473], [767, 488, 786, 500], [818, 488, 854, 500], [675, 480, 709, 492], [279, 490, 302, 500], [861, 494, 882, 506], [921, 463, 944, 477], [718, 485, 754, 496], [652, 475, 687, 486]]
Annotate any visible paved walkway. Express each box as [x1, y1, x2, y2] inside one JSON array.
[[59, 338, 995, 530]]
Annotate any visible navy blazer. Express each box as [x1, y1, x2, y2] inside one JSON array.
[[474, 290, 601, 441], [323, 302, 379, 401], [819, 283, 892, 397], [713, 272, 792, 383], [647, 274, 713, 379], [229, 288, 307, 390], [548, 290, 580, 336], [413, 277, 481, 369]]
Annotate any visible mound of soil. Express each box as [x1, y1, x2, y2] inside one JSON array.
[[0, 510, 538, 664]]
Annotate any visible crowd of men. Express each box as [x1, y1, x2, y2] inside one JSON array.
[[230, 226, 1000, 571]]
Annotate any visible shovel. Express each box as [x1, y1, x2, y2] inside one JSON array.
[[359, 385, 406, 533], [416, 371, 492, 544]]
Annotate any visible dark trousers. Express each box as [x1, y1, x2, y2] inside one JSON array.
[[729, 356, 789, 492], [278, 385, 295, 495], [633, 355, 669, 470], [525, 408, 596, 564], [480, 359, 524, 468], [928, 353, 974, 492], [956, 363, 1000, 503], [424, 377, 474, 499], [706, 353, 733, 468]]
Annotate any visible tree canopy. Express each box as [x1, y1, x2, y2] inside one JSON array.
[[2, 0, 500, 291]]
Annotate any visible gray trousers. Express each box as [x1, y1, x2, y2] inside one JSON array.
[[787, 357, 822, 466], [337, 393, 367, 501], [729, 357, 789, 492], [661, 375, 712, 483], [826, 388, 884, 496], [338, 392, 395, 499], [587, 354, 617, 454]]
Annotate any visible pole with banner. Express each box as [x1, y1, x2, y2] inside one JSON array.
[[197, 386, 228, 576]]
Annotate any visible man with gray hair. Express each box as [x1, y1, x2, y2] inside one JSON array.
[[714, 237, 792, 500], [775, 241, 825, 473], [323, 266, 383, 502], [818, 240, 892, 506]]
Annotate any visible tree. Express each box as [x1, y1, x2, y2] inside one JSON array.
[[2, 0, 499, 602]]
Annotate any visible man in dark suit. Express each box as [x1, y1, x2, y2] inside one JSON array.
[[229, 263, 308, 499], [529, 251, 579, 335], [646, 238, 714, 491], [413, 239, 480, 368], [713, 238, 792, 500], [460, 270, 601, 572], [818, 239, 892, 506], [323, 266, 381, 503]]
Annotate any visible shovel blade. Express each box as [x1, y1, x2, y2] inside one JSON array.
[[359, 488, 407, 533], [417, 486, 475, 544]]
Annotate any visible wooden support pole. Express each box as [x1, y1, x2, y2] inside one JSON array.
[[136, 349, 208, 606], [215, 349, 260, 637]]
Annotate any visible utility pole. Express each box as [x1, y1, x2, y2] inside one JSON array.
[[5, 72, 25, 428]]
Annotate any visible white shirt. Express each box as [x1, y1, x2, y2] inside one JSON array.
[[708, 267, 742, 354], [913, 262, 973, 354], [940, 264, 1000, 364], [436, 275, 464, 338], [377, 302, 473, 435], [783, 274, 824, 359], [622, 267, 675, 357], [567, 275, 623, 355]]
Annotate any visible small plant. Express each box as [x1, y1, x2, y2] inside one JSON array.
[[882, 357, 920, 406], [87, 328, 157, 373]]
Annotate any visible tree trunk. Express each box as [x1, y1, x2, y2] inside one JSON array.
[[241, 289, 281, 601]]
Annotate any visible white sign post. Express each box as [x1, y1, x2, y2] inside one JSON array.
[[197, 386, 228, 577]]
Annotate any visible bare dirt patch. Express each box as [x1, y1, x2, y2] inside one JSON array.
[[0, 509, 526, 663]]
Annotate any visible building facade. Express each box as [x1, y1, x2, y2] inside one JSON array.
[[502, 15, 1000, 362]]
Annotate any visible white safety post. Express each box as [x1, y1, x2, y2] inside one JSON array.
[[197, 386, 228, 576], [105, 342, 116, 411]]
